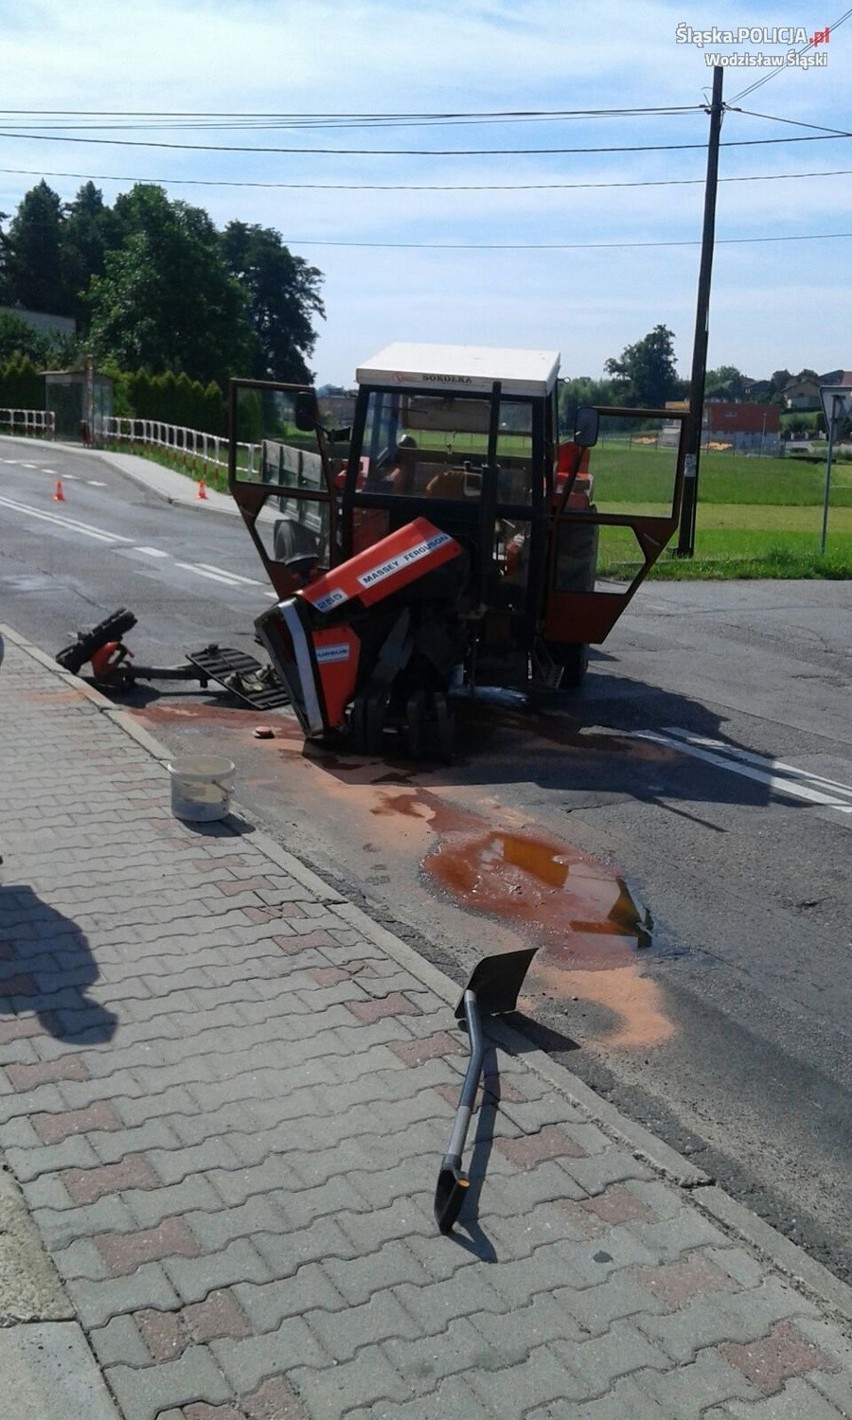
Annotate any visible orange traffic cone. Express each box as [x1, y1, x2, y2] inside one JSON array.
[[53, 480, 65, 502], [197, 478, 208, 501]]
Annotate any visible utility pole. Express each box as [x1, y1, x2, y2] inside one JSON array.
[[677, 65, 724, 557]]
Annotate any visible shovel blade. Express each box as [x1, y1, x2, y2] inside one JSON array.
[[434, 1163, 470, 1234], [454, 947, 538, 1021]]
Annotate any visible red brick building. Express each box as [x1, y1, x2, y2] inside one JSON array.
[[703, 401, 780, 436]]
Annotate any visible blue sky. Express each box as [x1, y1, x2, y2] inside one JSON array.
[[0, 0, 849, 388]]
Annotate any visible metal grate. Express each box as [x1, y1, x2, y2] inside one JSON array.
[[185, 645, 290, 711]]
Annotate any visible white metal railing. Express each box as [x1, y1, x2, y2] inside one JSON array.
[[103, 416, 259, 474], [0, 408, 56, 438]]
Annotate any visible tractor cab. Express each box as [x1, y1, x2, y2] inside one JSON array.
[[340, 344, 569, 688], [228, 343, 690, 757]]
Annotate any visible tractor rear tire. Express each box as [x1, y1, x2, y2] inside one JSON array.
[[546, 641, 589, 689]]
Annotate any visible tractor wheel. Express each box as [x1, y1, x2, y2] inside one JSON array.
[[432, 691, 455, 763], [405, 690, 428, 760], [405, 689, 455, 763], [56, 608, 137, 675], [546, 642, 589, 689], [365, 691, 389, 756], [349, 695, 368, 755]]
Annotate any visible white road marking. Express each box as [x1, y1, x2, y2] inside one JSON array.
[[634, 727, 852, 816], [0, 494, 133, 545], [3, 489, 276, 596], [193, 562, 265, 586], [174, 561, 249, 587]]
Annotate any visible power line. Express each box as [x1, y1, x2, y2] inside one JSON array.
[[730, 108, 852, 137], [727, 5, 852, 103], [0, 106, 703, 130], [1, 163, 850, 193], [0, 129, 850, 156], [268, 232, 852, 250]]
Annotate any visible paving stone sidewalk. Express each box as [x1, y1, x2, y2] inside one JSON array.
[[0, 625, 850, 1420]]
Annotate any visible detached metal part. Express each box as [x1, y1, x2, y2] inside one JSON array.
[[56, 609, 289, 711], [434, 948, 538, 1234]]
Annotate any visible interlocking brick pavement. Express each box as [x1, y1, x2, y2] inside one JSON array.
[[1, 626, 851, 1419]]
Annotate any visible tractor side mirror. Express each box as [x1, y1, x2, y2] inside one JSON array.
[[574, 406, 599, 448], [294, 390, 320, 432]]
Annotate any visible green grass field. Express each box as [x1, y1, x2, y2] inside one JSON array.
[[588, 444, 852, 577], [591, 443, 852, 507], [119, 439, 852, 579]]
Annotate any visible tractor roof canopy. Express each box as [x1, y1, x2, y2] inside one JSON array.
[[356, 343, 561, 399]]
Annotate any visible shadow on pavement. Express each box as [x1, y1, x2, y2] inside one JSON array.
[[450, 1043, 504, 1262], [0, 884, 118, 1044]]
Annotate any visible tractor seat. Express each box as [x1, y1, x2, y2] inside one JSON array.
[[273, 517, 321, 571], [425, 468, 481, 500]]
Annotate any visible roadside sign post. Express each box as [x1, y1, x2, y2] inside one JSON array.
[[818, 385, 852, 555]]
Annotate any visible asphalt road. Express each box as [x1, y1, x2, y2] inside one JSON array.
[[2, 437, 850, 1285]]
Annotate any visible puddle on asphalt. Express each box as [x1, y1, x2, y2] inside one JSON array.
[[417, 816, 675, 1051], [365, 788, 676, 1049], [426, 829, 673, 1050], [425, 828, 652, 965]]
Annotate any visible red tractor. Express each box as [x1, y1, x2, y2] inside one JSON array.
[[228, 343, 690, 757]]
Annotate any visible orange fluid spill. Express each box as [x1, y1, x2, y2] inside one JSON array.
[[133, 703, 674, 1049], [424, 825, 673, 1049], [524, 966, 675, 1049], [425, 828, 649, 967]]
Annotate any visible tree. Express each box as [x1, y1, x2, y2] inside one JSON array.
[[0, 210, 11, 305], [220, 222, 324, 383], [0, 354, 43, 409], [704, 365, 748, 400], [769, 368, 793, 395], [60, 182, 115, 326], [0, 311, 54, 365], [605, 324, 682, 407], [87, 186, 254, 388], [3, 181, 67, 315], [557, 375, 624, 433]]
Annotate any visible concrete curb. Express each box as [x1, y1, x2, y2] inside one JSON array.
[[0, 1165, 72, 1324], [0, 1324, 120, 1419], [4, 620, 852, 1334]]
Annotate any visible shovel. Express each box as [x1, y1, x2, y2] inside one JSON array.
[[434, 947, 538, 1234]]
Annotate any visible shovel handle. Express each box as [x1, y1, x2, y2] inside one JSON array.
[[434, 988, 483, 1232], [447, 989, 483, 1155]]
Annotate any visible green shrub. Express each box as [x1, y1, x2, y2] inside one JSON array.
[[0, 355, 43, 409]]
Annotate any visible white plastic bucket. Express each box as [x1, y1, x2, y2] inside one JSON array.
[[167, 755, 236, 822]]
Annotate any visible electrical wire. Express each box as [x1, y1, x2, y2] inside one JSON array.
[[0, 129, 850, 155], [729, 108, 852, 137], [0, 106, 704, 130], [266, 232, 852, 250], [727, 5, 852, 104], [1, 163, 850, 193]]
